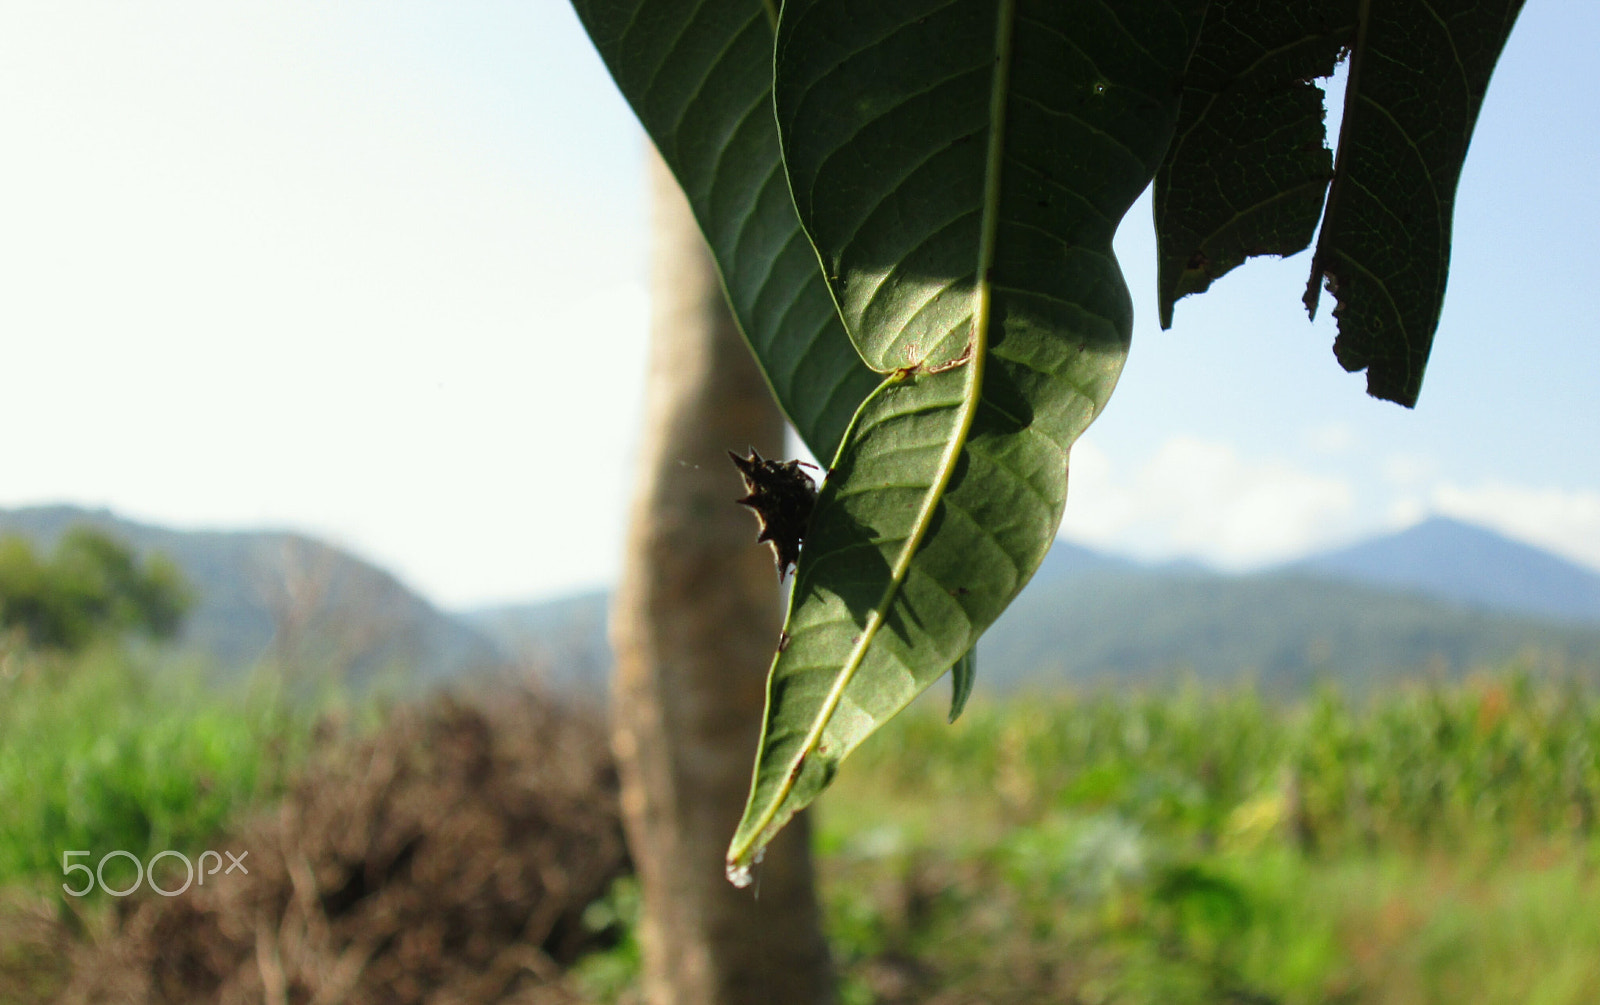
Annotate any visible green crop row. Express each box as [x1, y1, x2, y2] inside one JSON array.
[[832, 671, 1600, 856], [815, 670, 1600, 1004]]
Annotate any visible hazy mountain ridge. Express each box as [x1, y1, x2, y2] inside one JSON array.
[[974, 517, 1600, 689], [468, 517, 1600, 693], [981, 567, 1600, 693], [0, 505, 501, 686], [461, 591, 610, 697], [1291, 518, 1600, 624], [6, 504, 1598, 694]]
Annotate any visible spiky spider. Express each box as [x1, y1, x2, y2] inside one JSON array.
[[727, 448, 819, 580]]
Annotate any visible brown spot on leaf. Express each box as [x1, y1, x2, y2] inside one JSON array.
[[925, 342, 974, 374]]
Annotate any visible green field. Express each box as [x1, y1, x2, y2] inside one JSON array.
[[0, 647, 330, 895], [7, 651, 1600, 1003], [811, 675, 1600, 1004]]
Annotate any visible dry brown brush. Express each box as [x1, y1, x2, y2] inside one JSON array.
[[62, 688, 628, 1005]]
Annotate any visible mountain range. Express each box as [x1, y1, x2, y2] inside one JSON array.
[[1292, 520, 1600, 624], [0, 506, 499, 687], [3, 505, 1598, 694]]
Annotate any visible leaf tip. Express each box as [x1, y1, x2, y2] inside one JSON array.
[[724, 845, 765, 889], [948, 647, 977, 723], [1304, 263, 1325, 320]]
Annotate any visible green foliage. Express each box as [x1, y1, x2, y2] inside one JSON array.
[[0, 647, 308, 895], [722, 0, 1205, 872], [840, 675, 1600, 854], [566, 675, 1600, 1001], [0, 528, 191, 654], [571, 0, 1528, 867], [569, 876, 644, 1001], [814, 676, 1600, 1003], [821, 834, 1600, 1004]]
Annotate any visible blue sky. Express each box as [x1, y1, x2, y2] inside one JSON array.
[[1, 1, 1595, 607]]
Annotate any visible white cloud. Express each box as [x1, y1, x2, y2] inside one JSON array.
[[1429, 482, 1600, 572], [1384, 495, 1429, 530], [1304, 421, 1355, 455], [1065, 439, 1600, 576], [1381, 452, 1438, 486], [1064, 435, 1355, 569]]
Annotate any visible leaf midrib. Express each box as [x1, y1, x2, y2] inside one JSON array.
[[729, 0, 1018, 865]]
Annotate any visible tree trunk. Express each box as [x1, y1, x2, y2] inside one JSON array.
[[608, 148, 834, 1005]]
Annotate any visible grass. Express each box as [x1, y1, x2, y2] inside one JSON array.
[[0, 643, 372, 1001], [0, 644, 324, 898], [813, 672, 1600, 1003], [9, 648, 1600, 1003]]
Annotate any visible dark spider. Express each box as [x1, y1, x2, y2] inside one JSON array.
[[728, 447, 818, 580]]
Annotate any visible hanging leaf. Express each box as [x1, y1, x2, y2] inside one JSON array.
[[1155, 0, 1356, 326], [726, 0, 1206, 877], [1305, 0, 1525, 406], [569, 0, 879, 459]]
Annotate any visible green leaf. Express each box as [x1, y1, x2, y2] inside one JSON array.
[[948, 646, 976, 724], [727, 0, 1206, 876], [568, 0, 879, 459], [1305, 0, 1524, 406], [1154, 1, 1356, 327]]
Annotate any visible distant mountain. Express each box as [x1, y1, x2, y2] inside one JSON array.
[[980, 567, 1600, 693], [1027, 539, 1137, 585], [1289, 517, 1600, 624], [465, 519, 1600, 695], [463, 592, 609, 698], [0, 505, 502, 686], [12, 504, 1596, 696], [989, 521, 1600, 687]]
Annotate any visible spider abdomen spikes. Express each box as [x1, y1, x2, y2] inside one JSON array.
[[728, 448, 818, 580]]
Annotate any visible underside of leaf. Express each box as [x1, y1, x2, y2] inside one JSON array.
[[728, 0, 1207, 873], [1305, 0, 1525, 406], [1155, 0, 1357, 327]]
